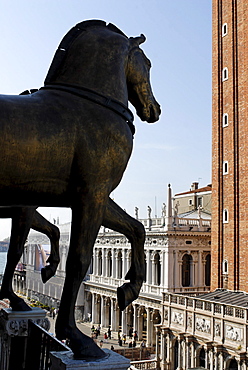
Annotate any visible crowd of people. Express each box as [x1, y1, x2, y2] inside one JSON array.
[[90, 324, 147, 351]]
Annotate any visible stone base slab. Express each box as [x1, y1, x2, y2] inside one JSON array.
[[50, 349, 130, 370]]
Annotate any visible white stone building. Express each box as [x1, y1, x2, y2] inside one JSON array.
[[25, 183, 211, 346], [157, 290, 248, 369]]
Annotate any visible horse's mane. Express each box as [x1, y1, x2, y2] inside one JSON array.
[[77, 20, 128, 38], [45, 20, 127, 85]]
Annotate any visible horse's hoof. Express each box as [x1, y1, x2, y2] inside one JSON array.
[[72, 339, 107, 360], [41, 265, 56, 283], [11, 299, 32, 312], [117, 281, 142, 311], [56, 327, 106, 360]]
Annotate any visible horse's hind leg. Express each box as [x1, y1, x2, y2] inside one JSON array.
[[0, 207, 36, 311], [102, 197, 146, 311], [55, 195, 106, 359], [30, 211, 60, 283]]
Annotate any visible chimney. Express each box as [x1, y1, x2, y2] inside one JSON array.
[[191, 182, 199, 191]]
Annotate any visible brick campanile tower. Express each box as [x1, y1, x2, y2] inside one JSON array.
[[212, 0, 248, 291]]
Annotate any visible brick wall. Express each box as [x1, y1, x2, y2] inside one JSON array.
[[211, 0, 248, 292]]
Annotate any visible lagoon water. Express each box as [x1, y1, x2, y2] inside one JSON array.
[[0, 252, 7, 274]]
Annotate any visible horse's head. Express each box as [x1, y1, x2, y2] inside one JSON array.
[[127, 35, 161, 123]]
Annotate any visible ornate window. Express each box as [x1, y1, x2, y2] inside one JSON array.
[[222, 67, 228, 81], [98, 250, 102, 275], [205, 254, 211, 286], [229, 359, 238, 370], [223, 209, 229, 223], [222, 23, 228, 37], [117, 251, 122, 279], [107, 251, 112, 277], [223, 259, 228, 274], [199, 348, 206, 368], [223, 113, 228, 127], [144, 255, 147, 283], [154, 252, 161, 286], [223, 161, 228, 175], [182, 254, 192, 287]]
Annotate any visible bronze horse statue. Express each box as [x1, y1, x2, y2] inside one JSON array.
[[0, 20, 160, 358], [0, 207, 60, 309]]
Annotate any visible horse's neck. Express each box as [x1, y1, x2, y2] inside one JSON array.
[[53, 42, 129, 104], [53, 30, 128, 104]]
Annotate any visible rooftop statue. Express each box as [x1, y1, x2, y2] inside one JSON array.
[[0, 20, 161, 359]]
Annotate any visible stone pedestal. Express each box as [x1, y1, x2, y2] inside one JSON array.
[[50, 349, 130, 370], [0, 307, 50, 370]]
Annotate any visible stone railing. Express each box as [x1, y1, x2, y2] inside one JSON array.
[[162, 292, 248, 352], [173, 216, 211, 231]]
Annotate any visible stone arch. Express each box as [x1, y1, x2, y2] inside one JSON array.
[[173, 338, 179, 370], [138, 306, 147, 341], [182, 253, 193, 287], [152, 310, 161, 345], [205, 253, 211, 286], [105, 296, 111, 327], [226, 357, 238, 370], [107, 250, 112, 277], [98, 249, 103, 275], [95, 294, 101, 324], [154, 252, 161, 285], [127, 304, 134, 334], [117, 251, 123, 279]]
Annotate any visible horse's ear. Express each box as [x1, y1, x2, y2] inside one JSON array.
[[130, 34, 146, 46]]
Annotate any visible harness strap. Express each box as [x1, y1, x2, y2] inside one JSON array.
[[41, 83, 135, 136]]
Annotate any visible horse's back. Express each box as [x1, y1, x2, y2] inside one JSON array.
[[0, 90, 133, 205]]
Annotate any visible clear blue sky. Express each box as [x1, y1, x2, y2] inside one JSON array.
[[0, 0, 212, 238]]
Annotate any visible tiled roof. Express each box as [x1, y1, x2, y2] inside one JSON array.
[[175, 185, 212, 197], [198, 289, 248, 308]]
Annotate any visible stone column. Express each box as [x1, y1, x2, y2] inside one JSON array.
[[151, 255, 156, 285], [112, 250, 117, 279], [121, 308, 127, 335], [126, 251, 131, 278], [91, 293, 96, 323], [93, 249, 97, 275], [133, 304, 138, 333], [209, 347, 214, 370], [155, 326, 161, 367], [185, 337, 190, 370], [95, 249, 99, 275], [146, 308, 152, 346], [214, 351, 218, 370], [123, 249, 127, 277], [190, 260, 196, 287], [160, 251, 165, 287], [137, 308, 143, 340], [102, 249, 107, 277], [198, 251, 203, 288], [121, 248, 125, 280], [219, 351, 224, 369], [111, 299, 116, 331], [174, 251, 179, 290], [177, 335, 182, 370], [101, 296, 105, 327], [146, 251, 151, 284]]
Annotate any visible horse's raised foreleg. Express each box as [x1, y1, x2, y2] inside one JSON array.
[[0, 207, 36, 311], [55, 195, 106, 359], [30, 212, 60, 283], [102, 197, 146, 311]]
